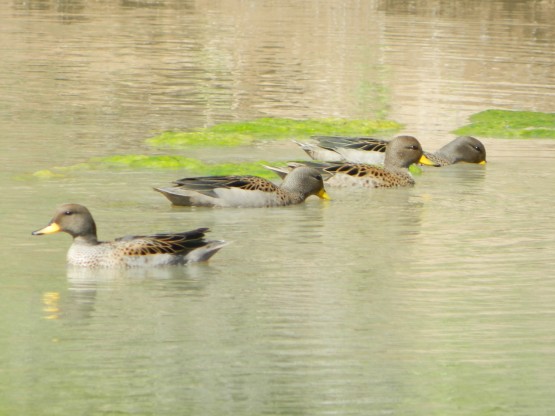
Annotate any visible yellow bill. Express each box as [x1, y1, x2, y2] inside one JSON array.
[[479, 160, 487, 165], [32, 222, 61, 235], [317, 189, 331, 200]]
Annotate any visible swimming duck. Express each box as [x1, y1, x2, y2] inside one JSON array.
[[155, 166, 331, 207], [296, 135, 487, 166], [32, 204, 227, 267], [269, 135, 437, 188]]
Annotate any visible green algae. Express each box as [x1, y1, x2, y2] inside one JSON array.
[[28, 162, 95, 179], [91, 155, 206, 171], [147, 131, 253, 148], [409, 164, 423, 175], [197, 162, 281, 178], [31, 118, 408, 179], [32, 169, 67, 179], [30, 155, 283, 180], [30, 153, 421, 181], [147, 118, 403, 148], [92, 155, 281, 178], [454, 109, 555, 139]]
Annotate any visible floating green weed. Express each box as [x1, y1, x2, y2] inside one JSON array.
[[197, 162, 281, 178], [454, 109, 555, 139], [92, 155, 281, 177], [29, 162, 94, 179], [147, 118, 403, 148], [30, 118, 406, 179], [147, 131, 253, 148], [91, 155, 206, 171], [409, 164, 423, 175], [31, 155, 282, 180]]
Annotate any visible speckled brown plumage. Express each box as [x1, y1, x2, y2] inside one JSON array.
[[270, 136, 436, 188], [32, 204, 227, 267], [174, 175, 281, 195], [322, 162, 416, 188], [114, 229, 210, 256]]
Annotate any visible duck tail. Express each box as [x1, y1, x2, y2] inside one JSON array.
[[154, 187, 195, 206], [262, 165, 289, 179], [186, 240, 230, 263]]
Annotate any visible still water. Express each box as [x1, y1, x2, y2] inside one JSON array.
[[2, 1, 555, 415]]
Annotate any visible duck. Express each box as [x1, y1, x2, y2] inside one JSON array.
[[296, 135, 487, 166], [268, 135, 438, 188], [32, 204, 227, 267], [154, 166, 331, 207]]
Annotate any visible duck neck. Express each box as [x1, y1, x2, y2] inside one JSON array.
[[279, 177, 306, 199], [279, 182, 309, 204], [435, 144, 457, 164], [71, 220, 100, 245], [73, 235, 100, 245], [384, 154, 410, 172], [279, 185, 304, 202]]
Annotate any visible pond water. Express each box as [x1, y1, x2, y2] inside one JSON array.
[[2, 1, 555, 415]]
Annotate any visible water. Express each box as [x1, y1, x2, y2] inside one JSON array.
[[2, 1, 555, 415]]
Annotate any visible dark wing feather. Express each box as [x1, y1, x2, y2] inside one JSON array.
[[312, 136, 388, 152], [346, 139, 388, 152], [116, 228, 211, 256], [173, 175, 248, 189], [172, 175, 279, 196]]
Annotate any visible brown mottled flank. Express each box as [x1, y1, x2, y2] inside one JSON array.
[[155, 166, 330, 208], [302, 135, 486, 166], [324, 163, 415, 188], [277, 135, 430, 188], [32, 204, 227, 267], [115, 232, 209, 256], [172, 175, 281, 193], [239, 177, 280, 192]]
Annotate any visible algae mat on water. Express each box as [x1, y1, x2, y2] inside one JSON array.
[[146, 118, 403, 148], [453, 110, 555, 139], [31, 155, 284, 180], [31, 118, 402, 179], [94, 155, 283, 177]]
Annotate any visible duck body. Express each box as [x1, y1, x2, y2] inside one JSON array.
[[267, 161, 417, 188], [300, 135, 486, 166], [296, 136, 387, 165], [155, 166, 330, 208], [272, 136, 437, 188], [32, 204, 227, 268], [64, 230, 225, 267]]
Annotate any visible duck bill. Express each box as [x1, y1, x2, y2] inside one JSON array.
[[317, 189, 331, 200], [479, 160, 487, 165], [418, 154, 439, 167], [32, 222, 61, 235]]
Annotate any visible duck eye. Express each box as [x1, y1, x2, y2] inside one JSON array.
[[64, 210, 73, 216], [474, 146, 481, 151]]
